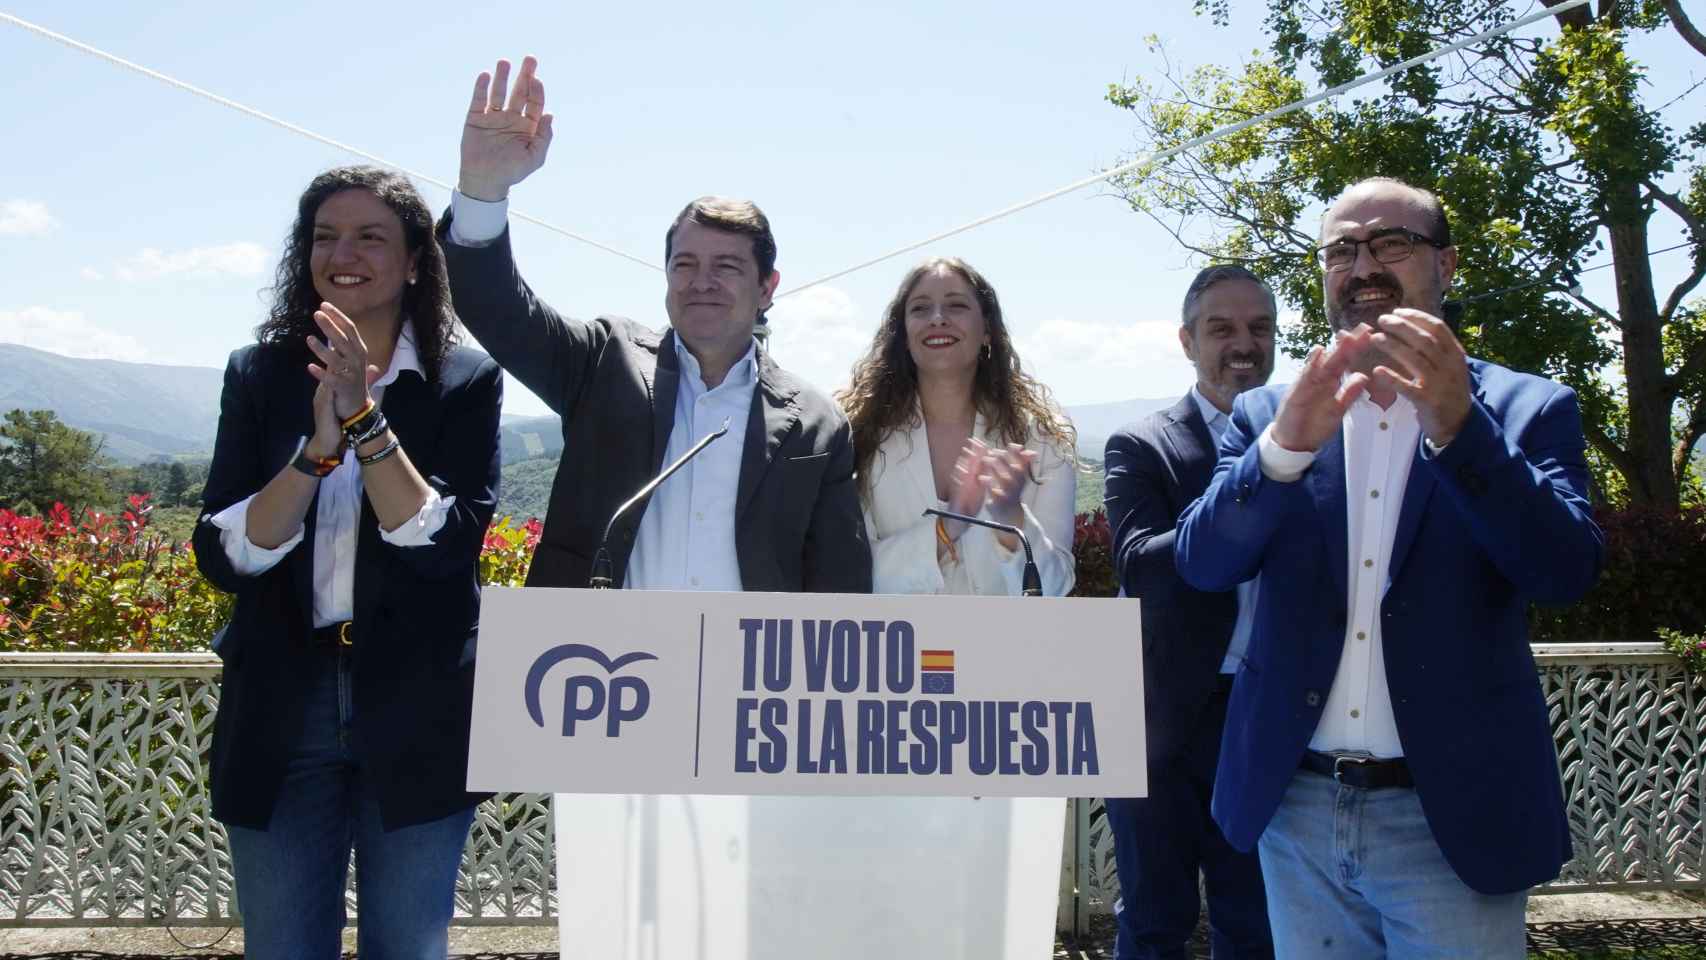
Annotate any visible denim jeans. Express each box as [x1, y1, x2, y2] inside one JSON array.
[[1256, 769, 1527, 959], [224, 646, 476, 960]]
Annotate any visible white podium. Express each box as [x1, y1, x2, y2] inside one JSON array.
[[468, 588, 1142, 958]]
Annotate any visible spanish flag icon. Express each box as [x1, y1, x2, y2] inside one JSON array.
[[921, 649, 955, 694]]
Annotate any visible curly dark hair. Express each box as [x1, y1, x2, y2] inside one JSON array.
[[254, 166, 457, 380], [838, 257, 1076, 496]]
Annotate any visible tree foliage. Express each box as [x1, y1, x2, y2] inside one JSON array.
[[0, 409, 115, 517], [1108, 0, 1706, 509]]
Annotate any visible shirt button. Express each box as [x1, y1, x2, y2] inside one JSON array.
[[1356, 631, 1366, 641], [695, 512, 705, 522], [1379, 422, 1389, 431], [1350, 708, 1361, 719], [1364, 559, 1374, 568], [1370, 489, 1380, 499]]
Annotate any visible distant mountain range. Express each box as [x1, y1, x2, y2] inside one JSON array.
[[0, 343, 1172, 465]]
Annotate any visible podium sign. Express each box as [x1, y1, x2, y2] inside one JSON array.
[[469, 588, 1144, 798]]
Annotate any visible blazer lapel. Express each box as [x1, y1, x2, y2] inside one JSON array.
[[735, 349, 800, 520], [1309, 429, 1351, 602], [284, 370, 319, 619], [902, 414, 939, 506], [351, 372, 440, 630], [1387, 369, 1485, 582], [1163, 393, 1217, 489], [650, 332, 682, 473]]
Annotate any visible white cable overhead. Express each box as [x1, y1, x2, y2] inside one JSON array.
[[0, 10, 662, 273], [774, 0, 1590, 299], [5, 0, 1589, 293]]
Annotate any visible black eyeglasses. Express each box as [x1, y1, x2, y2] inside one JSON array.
[[1316, 229, 1447, 273]]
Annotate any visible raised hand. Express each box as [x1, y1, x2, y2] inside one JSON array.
[[1370, 308, 1471, 446], [1269, 326, 1375, 453], [983, 442, 1040, 528], [460, 55, 554, 202], [305, 302, 380, 419]]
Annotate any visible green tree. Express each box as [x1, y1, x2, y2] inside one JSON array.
[[1108, 0, 1705, 510], [0, 409, 115, 516]]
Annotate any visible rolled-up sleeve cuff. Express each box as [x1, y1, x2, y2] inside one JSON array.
[[209, 495, 301, 575], [448, 191, 509, 246], [378, 490, 455, 547], [1256, 424, 1316, 483]]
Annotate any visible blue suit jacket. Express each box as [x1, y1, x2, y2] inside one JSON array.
[[1175, 358, 1601, 895], [194, 341, 503, 831], [1103, 393, 1237, 766]]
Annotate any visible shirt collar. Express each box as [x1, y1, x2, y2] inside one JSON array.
[[1190, 384, 1228, 428], [674, 336, 758, 393], [374, 319, 423, 389]]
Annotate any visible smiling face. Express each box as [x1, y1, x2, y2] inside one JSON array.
[[308, 189, 417, 324], [902, 265, 990, 382], [664, 219, 778, 368], [1320, 181, 1457, 335], [1180, 277, 1276, 412]]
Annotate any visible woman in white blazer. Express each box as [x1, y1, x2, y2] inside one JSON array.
[[841, 256, 1077, 597]]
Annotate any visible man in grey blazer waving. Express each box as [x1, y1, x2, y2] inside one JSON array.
[[439, 55, 871, 593]]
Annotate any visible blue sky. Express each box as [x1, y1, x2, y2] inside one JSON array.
[[1, 1, 1700, 418]]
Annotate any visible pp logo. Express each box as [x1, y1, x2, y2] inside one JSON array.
[[523, 644, 658, 737]]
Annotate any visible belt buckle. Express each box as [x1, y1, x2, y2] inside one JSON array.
[[1331, 755, 1362, 783], [338, 622, 353, 647]]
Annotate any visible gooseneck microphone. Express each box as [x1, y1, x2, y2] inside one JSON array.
[[588, 419, 731, 589], [923, 507, 1043, 597]]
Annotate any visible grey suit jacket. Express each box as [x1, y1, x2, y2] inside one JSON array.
[[438, 215, 872, 593]]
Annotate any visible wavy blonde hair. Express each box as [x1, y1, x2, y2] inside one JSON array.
[[838, 257, 1076, 496]]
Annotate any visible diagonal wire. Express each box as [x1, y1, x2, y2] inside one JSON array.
[[0, 10, 662, 273], [774, 0, 1591, 299]]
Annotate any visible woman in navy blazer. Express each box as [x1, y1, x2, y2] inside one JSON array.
[[194, 166, 502, 959]]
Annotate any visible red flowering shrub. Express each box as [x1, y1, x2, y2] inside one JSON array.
[[1070, 510, 1117, 598], [479, 516, 543, 588], [0, 495, 232, 652]]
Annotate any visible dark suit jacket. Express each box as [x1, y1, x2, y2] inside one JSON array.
[[1176, 358, 1602, 894], [194, 342, 503, 831], [1103, 392, 1238, 766], [438, 217, 871, 593]]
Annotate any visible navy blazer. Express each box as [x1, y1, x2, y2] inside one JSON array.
[[1103, 393, 1238, 765], [1176, 358, 1602, 895], [194, 341, 503, 831]]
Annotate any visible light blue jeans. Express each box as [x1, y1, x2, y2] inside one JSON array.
[[224, 646, 476, 960], [1256, 769, 1527, 959]]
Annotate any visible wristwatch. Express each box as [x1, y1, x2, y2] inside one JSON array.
[[289, 436, 343, 478]]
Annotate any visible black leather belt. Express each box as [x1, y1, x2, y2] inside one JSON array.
[[309, 621, 353, 648], [1301, 750, 1413, 790]]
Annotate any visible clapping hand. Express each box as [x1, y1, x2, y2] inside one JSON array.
[[981, 441, 1040, 529], [1269, 325, 1375, 453], [941, 441, 991, 540], [1369, 308, 1471, 447], [305, 302, 379, 420], [460, 56, 554, 202]]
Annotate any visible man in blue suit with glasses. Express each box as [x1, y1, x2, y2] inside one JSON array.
[[1176, 177, 1602, 958]]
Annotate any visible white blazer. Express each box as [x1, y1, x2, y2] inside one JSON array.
[[861, 412, 1077, 597]]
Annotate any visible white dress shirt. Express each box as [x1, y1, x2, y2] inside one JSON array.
[[1191, 386, 1260, 675], [623, 338, 757, 592], [862, 411, 1076, 597], [1257, 393, 1421, 758], [450, 190, 756, 592], [208, 322, 453, 628]]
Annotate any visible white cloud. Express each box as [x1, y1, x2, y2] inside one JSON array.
[[1015, 314, 1196, 401], [114, 242, 269, 281], [0, 200, 59, 237], [0, 306, 151, 362], [764, 284, 876, 397], [79, 267, 104, 282], [1015, 310, 1307, 405]]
